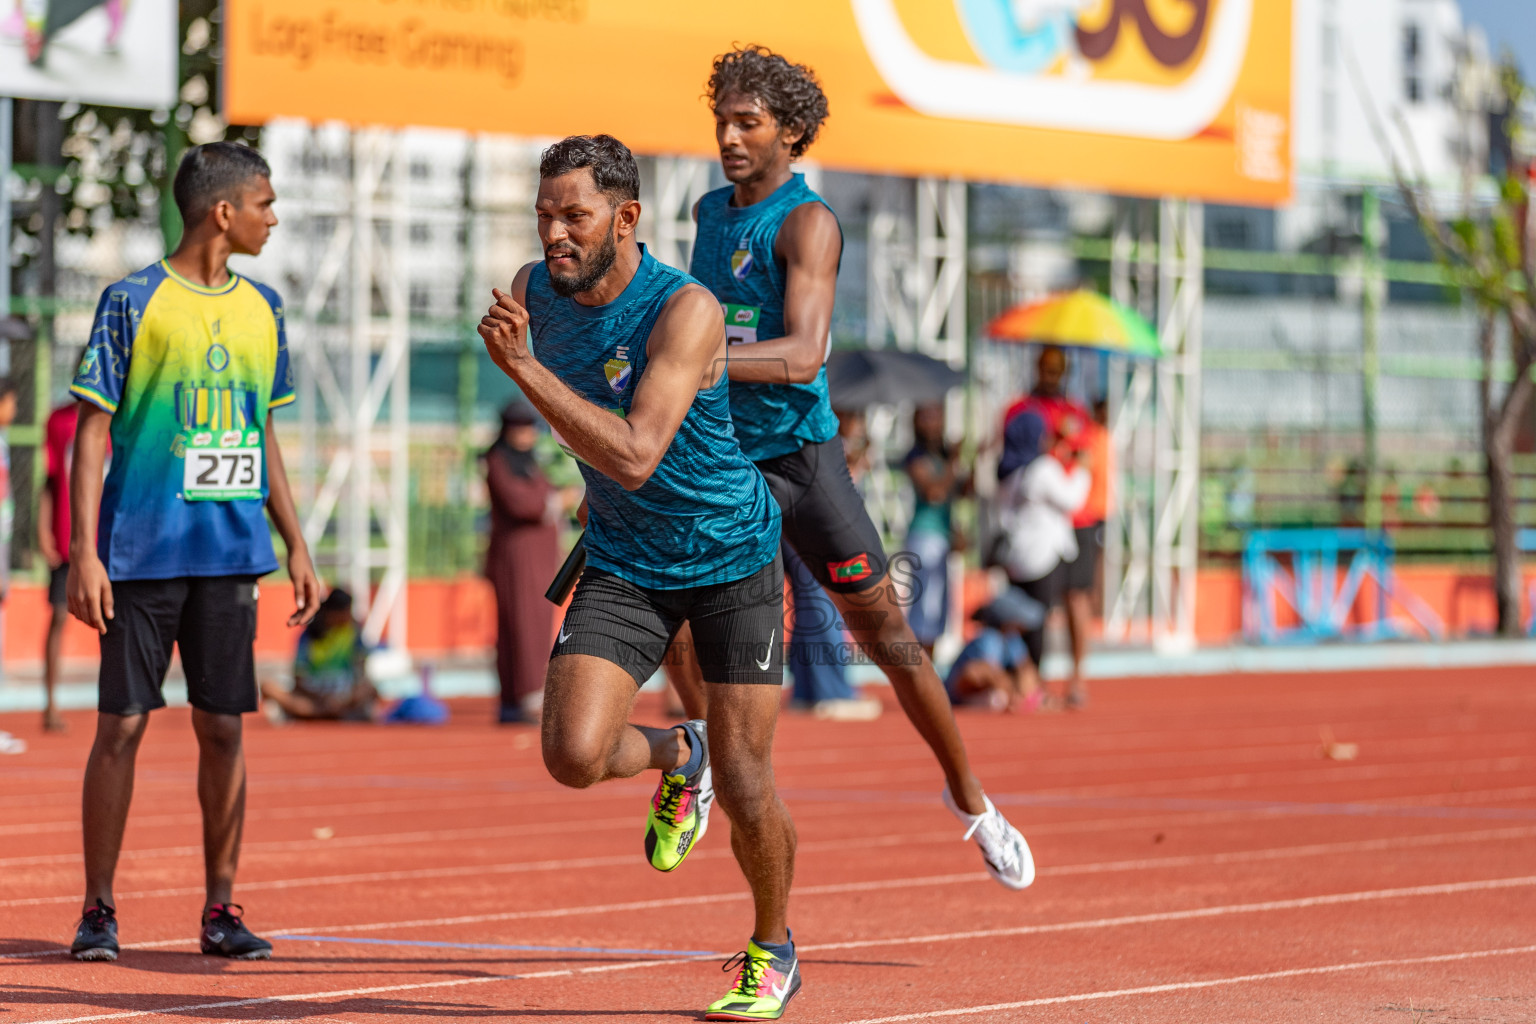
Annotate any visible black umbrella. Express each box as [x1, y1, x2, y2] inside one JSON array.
[[824, 348, 965, 409]]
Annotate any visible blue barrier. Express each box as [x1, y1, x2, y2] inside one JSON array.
[[1242, 529, 1445, 645]]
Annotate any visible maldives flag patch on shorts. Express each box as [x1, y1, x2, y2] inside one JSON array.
[[828, 553, 873, 584]]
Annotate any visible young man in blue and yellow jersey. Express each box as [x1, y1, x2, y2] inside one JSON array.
[[477, 135, 798, 1021], [678, 46, 1035, 906], [66, 143, 322, 962]]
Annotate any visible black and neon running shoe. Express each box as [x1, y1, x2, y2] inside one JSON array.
[[200, 903, 273, 959], [71, 899, 119, 961], [643, 719, 712, 872], [705, 940, 802, 1021]]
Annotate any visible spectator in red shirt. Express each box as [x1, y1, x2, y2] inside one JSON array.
[[37, 402, 93, 731], [1001, 346, 1092, 460]]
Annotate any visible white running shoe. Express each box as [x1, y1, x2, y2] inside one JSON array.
[[943, 788, 1035, 890]]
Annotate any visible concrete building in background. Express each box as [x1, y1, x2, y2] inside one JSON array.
[[1294, 0, 1490, 188]]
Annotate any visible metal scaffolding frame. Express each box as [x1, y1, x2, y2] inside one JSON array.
[[290, 128, 411, 650], [1104, 199, 1156, 645], [867, 175, 967, 367], [1153, 198, 1205, 650], [865, 176, 969, 658], [1103, 197, 1204, 649], [642, 156, 712, 272]]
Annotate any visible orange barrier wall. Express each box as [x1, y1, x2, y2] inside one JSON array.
[[4, 577, 511, 670], [7, 564, 1529, 669]]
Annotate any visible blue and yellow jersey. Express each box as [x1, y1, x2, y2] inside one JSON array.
[[71, 260, 295, 581]]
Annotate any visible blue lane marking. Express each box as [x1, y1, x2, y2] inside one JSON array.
[[275, 934, 721, 958]]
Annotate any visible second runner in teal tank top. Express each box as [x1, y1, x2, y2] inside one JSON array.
[[690, 173, 841, 463]]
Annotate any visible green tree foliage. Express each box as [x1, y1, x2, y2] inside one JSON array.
[[13, 0, 259, 278], [1387, 63, 1535, 635]]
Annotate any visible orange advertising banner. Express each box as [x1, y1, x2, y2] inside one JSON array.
[[223, 0, 1292, 205]]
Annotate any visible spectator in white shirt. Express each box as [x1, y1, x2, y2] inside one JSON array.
[[996, 410, 1091, 686]]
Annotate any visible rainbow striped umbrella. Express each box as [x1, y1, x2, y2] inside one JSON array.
[[984, 289, 1162, 358]]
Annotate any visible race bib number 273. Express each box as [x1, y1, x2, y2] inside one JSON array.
[[183, 429, 263, 502]]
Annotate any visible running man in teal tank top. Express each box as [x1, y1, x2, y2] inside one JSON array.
[[475, 135, 797, 1021], [684, 49, 1035, 953]]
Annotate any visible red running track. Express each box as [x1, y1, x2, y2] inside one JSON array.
[[2, 667, 1535, 1023]]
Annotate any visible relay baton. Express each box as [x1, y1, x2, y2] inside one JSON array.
[[545, 533, 587, 605]]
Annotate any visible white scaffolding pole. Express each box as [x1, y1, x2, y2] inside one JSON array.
[[291, 128, 411, 651], [1153, 197, 1203, 651], [866, 176, 915, 351], [916, 176, 968, 368], [642, 156, 711, 272], [1104, 196, 1202, 649], [866, 175, 967, 361], [1104, 200, 1155, 644], [866, 176, 969, 659]]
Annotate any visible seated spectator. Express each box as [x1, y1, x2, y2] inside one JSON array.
[[945, 589, 1047, 713], [260, 589, 375, 722]]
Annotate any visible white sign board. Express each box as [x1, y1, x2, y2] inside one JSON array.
[[0, 0, 174, 109]]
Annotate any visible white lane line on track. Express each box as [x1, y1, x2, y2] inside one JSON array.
[[13, 801, 1536, 873], [0, 873, 985, 941], [13, 868, 1528, 964], [0, 818, 642, 869], [15, 937, 1536, 1024], [10, 821, 1536, 914], [833, 944, 1536, 1024], [12, 948, 717, 1024], [822, 755, 1536, 803], [795, 873, 1536, 953], [1043, 824, 1536, 876], [16, 747, 1529, 813]]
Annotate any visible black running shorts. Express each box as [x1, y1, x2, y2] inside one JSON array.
[[98, 575, 262, 716], [755, 437, 889, 594], [553, 556, 784, 685], [1064, 523, 1103, 594]]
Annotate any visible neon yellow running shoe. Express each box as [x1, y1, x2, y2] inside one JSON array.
[[643, 719, 711, 872], [705, 940, 801, 1021]]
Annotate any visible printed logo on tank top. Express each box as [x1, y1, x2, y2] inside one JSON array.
[[730, 238, 754, 282], [604, 344, 632, 394]]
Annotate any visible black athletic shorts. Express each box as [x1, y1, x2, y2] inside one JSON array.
[[99, 575, 261, 716], [48, 562, 69, 608], [553, 556, 784, 685], [755, 437, 888, 594], [1064, 523, 1104, 594]]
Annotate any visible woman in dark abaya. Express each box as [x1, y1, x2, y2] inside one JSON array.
[[484, 400, 567, 724]]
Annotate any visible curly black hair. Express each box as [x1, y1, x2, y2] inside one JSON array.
[[539, 134, 640, 205], [706, 45, 829, 159]]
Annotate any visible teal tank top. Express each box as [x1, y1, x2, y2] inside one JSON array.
[[525, 246, 781, 589], [690, 174, 841, 462]]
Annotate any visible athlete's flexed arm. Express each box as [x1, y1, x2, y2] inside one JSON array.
[[711, 202, 841, 386], [479, 268, 727, 491]]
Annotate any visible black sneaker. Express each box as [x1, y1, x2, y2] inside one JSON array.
[[71, 899, 119, 961], [200, 904, 273, 960]]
